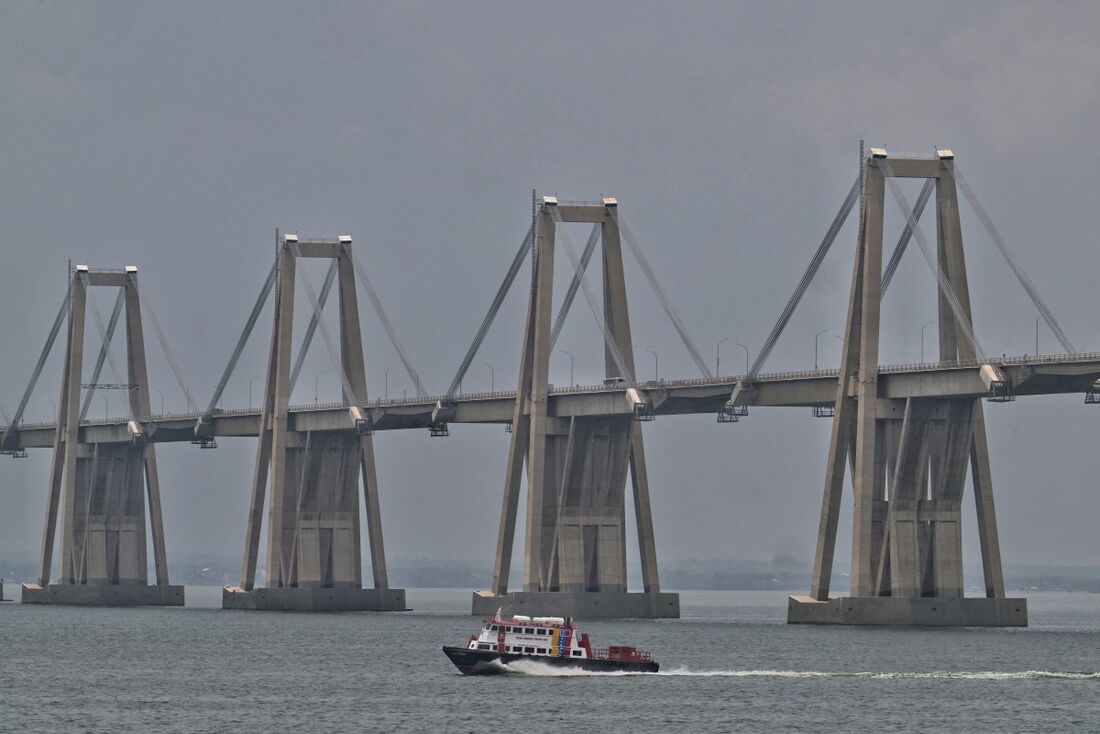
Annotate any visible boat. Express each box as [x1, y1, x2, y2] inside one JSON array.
[[442, 610, 659, 675]]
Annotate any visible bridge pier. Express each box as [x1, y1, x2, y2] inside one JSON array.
[[24, 266, 182, 607], [225, 235, 405, 612], [475, 197, 678, 618], [790, 149, 1025, 626]]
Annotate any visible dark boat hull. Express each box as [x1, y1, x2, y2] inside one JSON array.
[[442, 646, 659, 675]]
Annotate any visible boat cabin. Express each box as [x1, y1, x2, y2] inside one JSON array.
[[466, 614, 591, 659]]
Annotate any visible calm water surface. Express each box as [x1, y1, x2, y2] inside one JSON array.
[[1, 588, 1098, 733]]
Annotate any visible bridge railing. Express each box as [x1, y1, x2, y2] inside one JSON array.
[[7, 352, 1100, 431]]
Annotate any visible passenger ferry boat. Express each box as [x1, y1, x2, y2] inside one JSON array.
[[442, 610, 658, 675]]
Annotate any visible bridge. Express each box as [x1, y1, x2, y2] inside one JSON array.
[[2, 147, 1096, 623], [5, 353, 1099, 444]]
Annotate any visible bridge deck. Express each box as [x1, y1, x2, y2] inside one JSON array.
[[4, 353, 1099, 448]]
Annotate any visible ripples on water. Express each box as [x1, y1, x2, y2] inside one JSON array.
[[1, 588, 1097, 733]]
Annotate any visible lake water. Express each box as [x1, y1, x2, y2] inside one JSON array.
[[1, 588, 1097, 732]]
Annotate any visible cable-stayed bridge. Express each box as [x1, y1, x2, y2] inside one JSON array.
[[1, 147, 1097, 625]]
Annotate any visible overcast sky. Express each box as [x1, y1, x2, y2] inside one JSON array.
[[2, 1, 1099, 582]]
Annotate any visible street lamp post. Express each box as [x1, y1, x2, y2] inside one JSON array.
[[814, 329, 828, 370], [48, 397, 56, 417], [736, 343, 750, 375], [1035, 316, 1040, 355], [246, 376, 258, 411], [644, 349, 658, 382], [313, 370, 327, 403], [482, 362, 495, 392], [101, 394, 109, 419], [559, 350, 574, 386], [716, 337, 730, 376], [920, 320, 935, 363], [155, 389, 165, 415], [384, 365, 398, 400]]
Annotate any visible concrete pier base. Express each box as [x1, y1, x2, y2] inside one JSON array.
[[787, 595, 1027, 626], [472, 590, 680, 619], [20, 583, 184, 606], [222, 586, 408, 612]]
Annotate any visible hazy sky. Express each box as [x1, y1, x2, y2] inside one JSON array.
[[2, 1, 1099, 580]]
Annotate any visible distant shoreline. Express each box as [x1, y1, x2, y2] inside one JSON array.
[[3, 557, 1100, 593]]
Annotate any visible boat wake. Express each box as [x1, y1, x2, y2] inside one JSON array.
[[492, 660, 1100, 681]]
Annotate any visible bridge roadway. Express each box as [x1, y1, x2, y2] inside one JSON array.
[[3, 352, 1098, 449]]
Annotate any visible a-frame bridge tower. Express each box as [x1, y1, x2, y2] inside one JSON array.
[[473, 196, 679, 618], [788, 149, 1026, 626]]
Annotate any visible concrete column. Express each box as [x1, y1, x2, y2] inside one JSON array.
[[491, 216, 540, 595], [37, 274, 83, 586], [240, 270, 280, 590], [522, 207, 555, 591], [57, 275, 87, 584], [937, 162, 1005, 598], [809, 166, 868, 600], [336, 245, 386, 589], [123, 275, 170, 586], [264, 251, 296, 587], [629, 426, 661, 593], [970, 406, 1006, 597], [850, 160, 885, 598], [603, 210, 657, 593]]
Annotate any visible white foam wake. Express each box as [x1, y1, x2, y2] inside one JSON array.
[[494, 660, 1100, 681]]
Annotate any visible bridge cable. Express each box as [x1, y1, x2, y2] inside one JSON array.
[[205, 259, 277, 417], [613, 211, 714, 378], [878, 158, 988, 363], [287, 242, 362, 405], [948, 164, 1077, 354], [288, 258, 338, 394], [133, 275, 198, 413], [80, 275, 135, 421], [446, 222, 534, 397], [880, 178, 935, 296], [79, 287, 127, 421], [347, 243, 428, 399], [548, 206, 636, 387], [748, 174, 860, 378], [3, 285, 70, 440], [548, 224, 601, 352]]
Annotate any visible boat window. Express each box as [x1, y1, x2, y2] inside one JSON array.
[[489, 625, 499, 632], [536, 629, 545, 635], [572, 650, 583, 657], [537, 648, 547, 654], [525, 647, 535, 654], [504, 626, 512, 633], [525, 628, 535, 635], [477, 643, 491, 650]]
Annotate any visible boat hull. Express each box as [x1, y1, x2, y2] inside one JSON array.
[[442, 646, 659, 675]]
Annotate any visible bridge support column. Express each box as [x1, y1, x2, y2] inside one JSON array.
[[224, 235, 405, 612], [475, 197, 678, 618], [24, 266, 183, 607], [791, 150, 1025, 626]]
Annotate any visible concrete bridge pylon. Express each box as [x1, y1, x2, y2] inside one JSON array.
[[223, 235, 406, 611], [788, 149, 1027, 626], [23, 266, 183, 606], [472, 196, 679, 618]]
